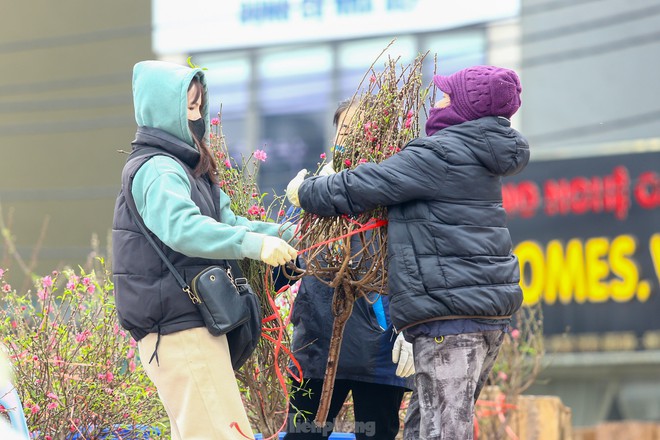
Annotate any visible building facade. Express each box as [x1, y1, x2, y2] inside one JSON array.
[[0, 0, 153, 286]]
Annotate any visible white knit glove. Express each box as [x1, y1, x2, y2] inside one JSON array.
[[260, 236, 297, 266], [392, 333, 415, 377], [286, 169, 307, 207], [319, 162, 335, 176]]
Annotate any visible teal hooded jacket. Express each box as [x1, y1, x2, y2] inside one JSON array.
[[113, 60, 295, 340], [130, 60, 293, 261]]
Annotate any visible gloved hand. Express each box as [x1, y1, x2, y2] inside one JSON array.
[[392, 333, 415, 377], [286, 169, 307, 207], [260, 236, 298, 266], [319, 162, 335, 176]]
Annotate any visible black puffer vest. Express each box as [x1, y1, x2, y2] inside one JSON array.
[[112, 127, 226, 341]]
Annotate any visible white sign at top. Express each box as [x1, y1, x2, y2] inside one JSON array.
[[153, 0, 519, 55]]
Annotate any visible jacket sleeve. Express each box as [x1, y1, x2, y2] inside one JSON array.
[[132, 156, 269, 261], [298, 140, 447, 216], [217, 190, 296, 243]]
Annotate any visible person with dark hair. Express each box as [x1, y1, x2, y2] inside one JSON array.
[[283, 99, 412, 440], [112, 60, 297, 439], [286, 65, 530, 439]]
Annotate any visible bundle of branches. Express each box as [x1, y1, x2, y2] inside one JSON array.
[[293, 49, 431, 425], [209, 117, 300, 438]]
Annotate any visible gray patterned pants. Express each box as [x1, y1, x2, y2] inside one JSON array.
[[403, 331, 505, 440]]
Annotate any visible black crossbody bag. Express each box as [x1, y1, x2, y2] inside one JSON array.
[[127, 207, 261, 371]]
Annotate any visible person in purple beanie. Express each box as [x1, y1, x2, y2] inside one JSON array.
[[286, 65, 530, 439]]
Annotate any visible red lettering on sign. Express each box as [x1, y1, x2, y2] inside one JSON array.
[[543, 166, 630, 220], [634, 171, 660, 209], [503, 181, 541, 218]]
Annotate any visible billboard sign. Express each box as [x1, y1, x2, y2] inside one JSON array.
[[153, 0, 519, 55], [504, 148, 660, 353]]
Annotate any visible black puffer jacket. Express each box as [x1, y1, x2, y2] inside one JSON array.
[[298, 116, 530, 331]]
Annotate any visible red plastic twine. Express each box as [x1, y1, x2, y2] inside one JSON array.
[[474, 396, 519, 440], [296, 217, 388, 255]]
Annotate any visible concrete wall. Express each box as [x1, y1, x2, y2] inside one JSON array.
[[520, 0, 660, 149], [0, 0, 153, 286]]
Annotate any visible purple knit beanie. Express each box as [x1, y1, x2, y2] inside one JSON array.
[[433, 65, 522, 120]]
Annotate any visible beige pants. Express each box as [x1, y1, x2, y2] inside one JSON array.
[[138, 327, 254, 440]]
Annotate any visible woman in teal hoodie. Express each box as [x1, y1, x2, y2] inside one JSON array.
[[112, 60, 297, 439]]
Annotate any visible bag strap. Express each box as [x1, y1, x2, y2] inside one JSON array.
[[121, 155, 201, 304], [126, 204, 200, 304]]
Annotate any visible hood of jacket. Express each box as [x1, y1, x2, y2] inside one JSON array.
[[438, 116, 529, 177], [132, 60, 209, 148]]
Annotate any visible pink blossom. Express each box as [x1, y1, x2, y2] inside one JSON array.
[[105, 371, 114, 383], [253, 149, 267, 162], [11, 321, 17, 329], [129, 360, 136, 373], [370, 74, 377, 83], [407, 110, 414, 118], [344, 159, 352, 167], [405, 118, 412, 128], [511, 328, 520, 339], [129, 338, 137, 347], [210, 117, 220, 126], [498, 371, 508, 381], [251, 192, 259, 198], [86, 284, 96, 294], [37, 289, 48, 301], [66, 281, 76, 290], [32, 356, 39, 361], [2, 283, 11, 293], [47, 392, 59, 400], [358, 158, 368, 164], [247, 205, 261, 216], [75, 330, 90, 343], [320, 153, 326, 159], [47, 402, 58, 410], [30, 404, 40, 414], [278, 210, 285, 217], [0, 268, 4, 278], [224, 159, 232, 168], [82, 277, 91, 287], [127, 348, 135, 359]]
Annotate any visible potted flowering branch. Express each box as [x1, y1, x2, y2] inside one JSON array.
[[292, 49, 431, 425], [209, 115, 301, 438], [0, 264, 168, 439]]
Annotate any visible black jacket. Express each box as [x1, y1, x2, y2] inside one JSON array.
[[289, 236, 408, 387], [298, 116, 530, 331], [112, 127, 227, 341]]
